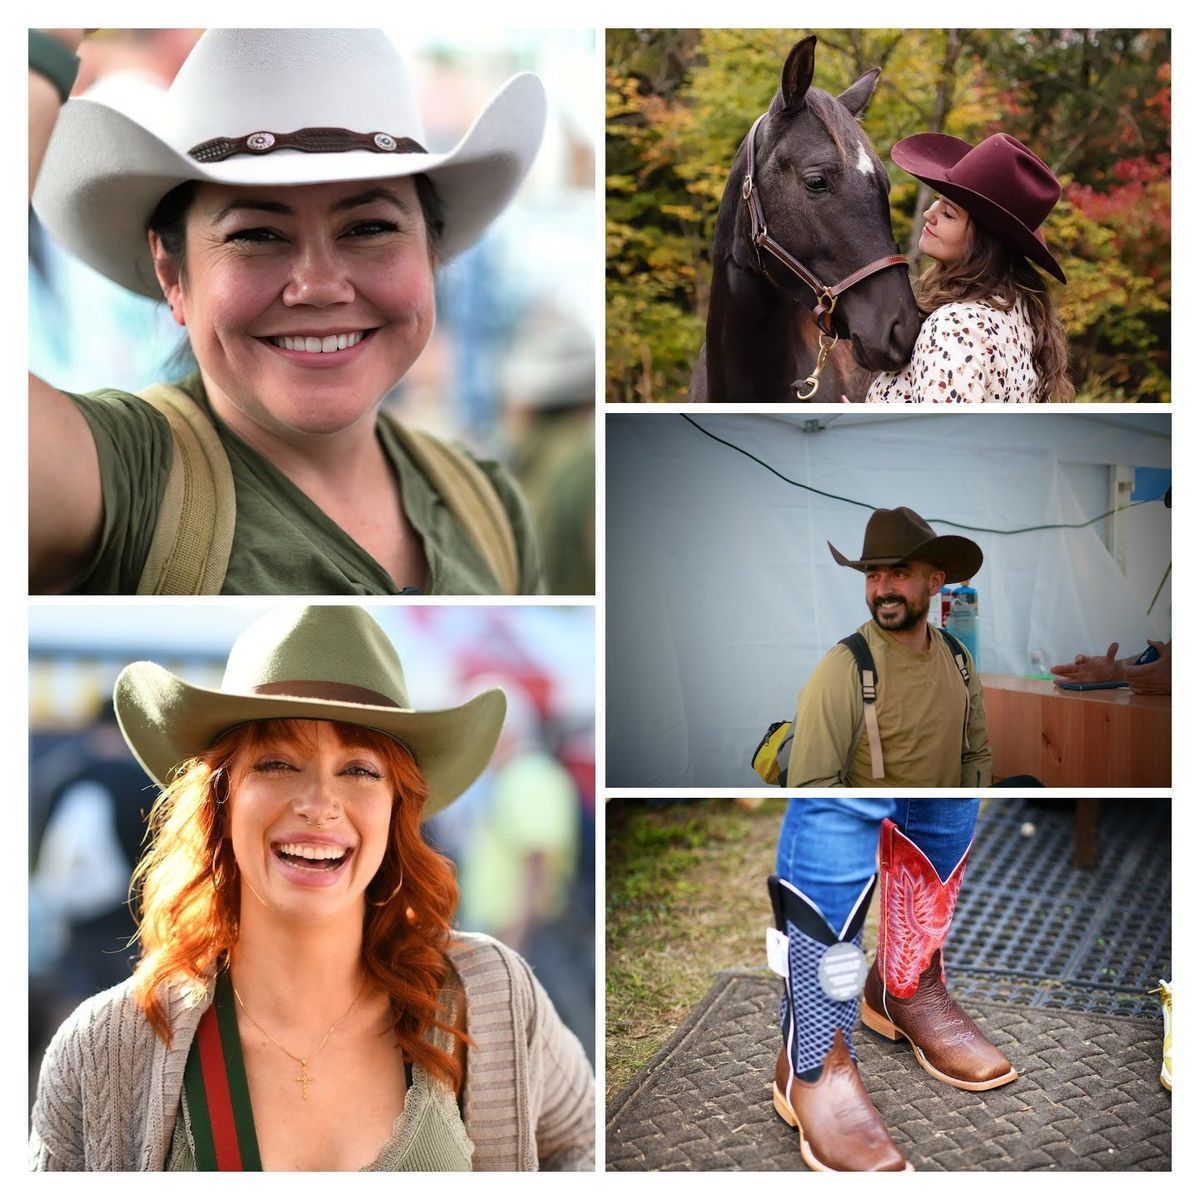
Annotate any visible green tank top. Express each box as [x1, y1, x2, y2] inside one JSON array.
[[167, 994, 472, 1172]]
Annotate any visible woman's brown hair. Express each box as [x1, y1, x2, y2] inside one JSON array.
[[129, 718, 464, 1089], [916, 221, 1074, 402]]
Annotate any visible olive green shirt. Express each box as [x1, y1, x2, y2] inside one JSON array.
[[786, 620, 992, 788], [67, 374, 546, 595]]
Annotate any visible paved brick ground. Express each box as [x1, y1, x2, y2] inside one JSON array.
[[607, 801, 1171, 1171], [606, 971, 1170, 1171]]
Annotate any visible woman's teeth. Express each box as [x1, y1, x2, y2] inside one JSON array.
[[270, 331, 365, 353], [277, 842, 348, 862]]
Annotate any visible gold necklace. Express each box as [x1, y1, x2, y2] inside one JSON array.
[[231, 977, 365, 1100]]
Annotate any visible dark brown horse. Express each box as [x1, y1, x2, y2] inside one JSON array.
[[689, 37, 921, 402]]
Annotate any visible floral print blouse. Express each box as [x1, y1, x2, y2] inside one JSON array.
[[867, 299, 1040, 403]]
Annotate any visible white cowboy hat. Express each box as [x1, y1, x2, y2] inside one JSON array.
[[114, 605, 507, 816], [33, 28, 546, 298]]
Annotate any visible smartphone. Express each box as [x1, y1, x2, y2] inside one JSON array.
[[1055, 680, 1128, 691], [1133, 644, 1160, 665]]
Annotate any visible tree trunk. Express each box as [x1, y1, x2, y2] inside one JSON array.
[[907, 29, 965, 260]]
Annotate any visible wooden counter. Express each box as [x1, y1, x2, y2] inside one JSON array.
[[980, 674, 1170, 787]]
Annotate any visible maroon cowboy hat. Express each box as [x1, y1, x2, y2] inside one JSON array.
[[891, 132, 1066, 284], [828, 507, 983, 583]]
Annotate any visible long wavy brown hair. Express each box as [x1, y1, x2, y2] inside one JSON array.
[[916, 221, 1074, 402], [129, 718, 464, 1088]]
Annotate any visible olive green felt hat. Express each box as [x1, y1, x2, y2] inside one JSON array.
[[113, 605, 505, 815]]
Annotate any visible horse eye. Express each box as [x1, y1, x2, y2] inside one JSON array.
[[803, 173, 828, 193]]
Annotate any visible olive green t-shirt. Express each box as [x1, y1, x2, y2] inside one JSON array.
[[786, 620, 992, 788], [66, 374, 546, 595]]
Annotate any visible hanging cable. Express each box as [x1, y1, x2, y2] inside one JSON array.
[[680, 415, 1166, 536], [1147, 563, 1171, 616]]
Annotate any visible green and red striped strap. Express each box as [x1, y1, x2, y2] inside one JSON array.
[[182, 972, 263, 1170]]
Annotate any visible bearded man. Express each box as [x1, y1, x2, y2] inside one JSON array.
[[786, 507, 991, 788]]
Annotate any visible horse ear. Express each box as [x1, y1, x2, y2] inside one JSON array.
[[838, 68, 882, 117], [780, 36, 817, 114]]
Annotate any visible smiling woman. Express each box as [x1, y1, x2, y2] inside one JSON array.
[[28, 606, 595, 1171], [866, 132, 1074, 403], [28, 28, 549, 594]]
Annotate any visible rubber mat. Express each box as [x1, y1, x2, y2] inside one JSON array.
[[605, 972, 1170, 1171], [947, 800, 1171, 1018]]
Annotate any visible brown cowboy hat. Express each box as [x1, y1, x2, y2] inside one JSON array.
[[891, 132, 1066, 284], [828, 507, 982, 583]]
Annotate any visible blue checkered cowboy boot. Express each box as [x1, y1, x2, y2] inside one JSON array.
[[767, 874, 910, 1172]]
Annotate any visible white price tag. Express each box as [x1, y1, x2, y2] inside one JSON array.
[[766, 927, 789, 977]]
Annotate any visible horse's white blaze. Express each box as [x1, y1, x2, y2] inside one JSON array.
[[856, 141, 876, 178]]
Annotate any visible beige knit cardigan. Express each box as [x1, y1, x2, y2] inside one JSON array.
[[29, 932, 594, 1171]]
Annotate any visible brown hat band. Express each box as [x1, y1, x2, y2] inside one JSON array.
[[189, 128, 427, 164], [252, 681, 401, 707]]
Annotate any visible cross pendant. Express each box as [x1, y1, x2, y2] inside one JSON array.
[[296, 1059, 313, 1100]]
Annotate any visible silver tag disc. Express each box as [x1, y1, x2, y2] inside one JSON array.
[[818, 941, 867, 1001]]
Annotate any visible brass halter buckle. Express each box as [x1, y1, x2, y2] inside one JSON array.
[[793, 292, 839, 400], [794, 330, 839, 400], [814, 288, 837, 333]]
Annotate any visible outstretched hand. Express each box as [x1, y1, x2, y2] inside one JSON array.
[[1050, 642, 1121, 684]]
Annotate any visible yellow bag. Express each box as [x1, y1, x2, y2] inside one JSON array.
[[751, 721, 793, 785]]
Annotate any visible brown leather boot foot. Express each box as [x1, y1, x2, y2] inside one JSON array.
[[862, 954, 1017, 1091], [773, 1034, 912, 1171]]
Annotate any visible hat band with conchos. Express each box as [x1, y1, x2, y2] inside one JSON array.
[[190, 129, 427, 164]]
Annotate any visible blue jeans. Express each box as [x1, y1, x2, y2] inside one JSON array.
[[776, 799, 980, 931]]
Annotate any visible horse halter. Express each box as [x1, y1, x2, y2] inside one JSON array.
[[741, 112, 909, 398]]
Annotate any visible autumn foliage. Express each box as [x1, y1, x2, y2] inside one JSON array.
[[607, 29, 1170, 402]]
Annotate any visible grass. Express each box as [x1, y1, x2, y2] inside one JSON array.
[[605, 797, 902, 1105], [605, 798, 788, 1103]]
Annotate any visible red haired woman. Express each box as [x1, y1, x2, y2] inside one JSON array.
[[29, 606, 594, 1171]]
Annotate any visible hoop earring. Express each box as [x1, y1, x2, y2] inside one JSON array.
[[369, 870, 405, 907]]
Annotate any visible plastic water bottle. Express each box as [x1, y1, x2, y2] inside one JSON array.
[[945, 584, 979, 668], [939, 585, 953, 629]]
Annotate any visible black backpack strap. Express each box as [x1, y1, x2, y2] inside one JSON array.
[[936, 628, 973, 752], [939, 628, 972, 686], [837, 633, 884, 780]]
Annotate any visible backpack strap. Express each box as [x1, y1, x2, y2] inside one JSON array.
[[838, 632, 885, 780], [383, 416, 519, 594], [938, 628, 972, 686], [936, 628, 973, 751], [135, 384, 235, 595]]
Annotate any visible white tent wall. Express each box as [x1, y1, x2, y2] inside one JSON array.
[[1124, 496, 1173, 623], [607, 412, 1170, 787]]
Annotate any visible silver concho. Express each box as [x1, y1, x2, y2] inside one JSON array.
[[373, 133, 398, 152], [818, 941, 867, 1001], [247, 132, 276, 152]]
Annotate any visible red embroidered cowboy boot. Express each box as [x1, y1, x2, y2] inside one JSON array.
[[768, 874, 911, 1172], [861, 818, 1017, 1091]]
